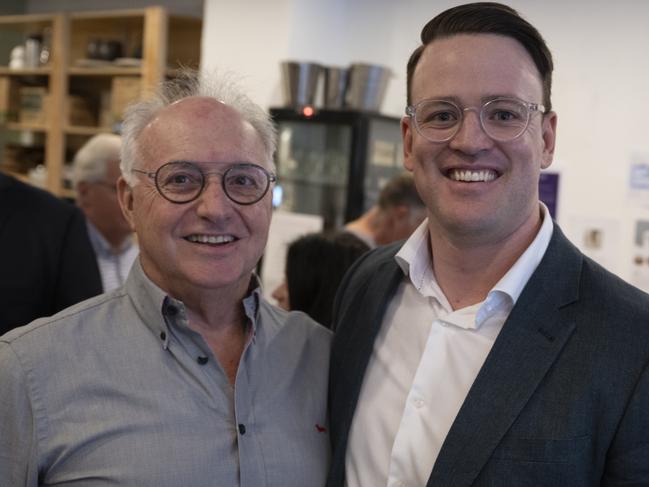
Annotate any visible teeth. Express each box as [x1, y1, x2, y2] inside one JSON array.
[[187, 234, 235, 244], [449, 169, 497, 182]]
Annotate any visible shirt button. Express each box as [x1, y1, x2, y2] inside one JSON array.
[[413, 398, 425, 409], [197, 356, 208, 365], [159, 331, 166, 340], [238, 424, 246, 435]]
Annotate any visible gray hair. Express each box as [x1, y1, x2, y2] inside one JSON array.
[[120, 69, 277, 185], [72, 133, 121, 185]]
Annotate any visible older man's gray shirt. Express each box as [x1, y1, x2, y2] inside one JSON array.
[[0, 261, 332, 486]]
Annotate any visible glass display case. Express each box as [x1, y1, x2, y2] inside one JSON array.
[[270, 108, 404, 230]]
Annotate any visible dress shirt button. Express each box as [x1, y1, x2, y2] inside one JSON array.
[[238, 424, 246, 435], [159, 331, 166, 341], [197, 356, 209, 365], [413, 398, 425, 409]]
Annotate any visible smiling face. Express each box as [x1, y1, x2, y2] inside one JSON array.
[[118, 96, 273, 300], [402, 33, 557, 246]]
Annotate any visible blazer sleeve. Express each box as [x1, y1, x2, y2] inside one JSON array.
[[601, 361, 649, 485]]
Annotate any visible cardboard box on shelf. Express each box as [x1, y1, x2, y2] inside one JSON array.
[[19, 86, 50, 125], [66, 95, 96, 126], [110, 76, 141, 122]]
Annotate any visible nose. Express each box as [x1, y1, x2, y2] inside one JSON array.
[[448, 108, 493, 155], [194, 175, 234, 220]]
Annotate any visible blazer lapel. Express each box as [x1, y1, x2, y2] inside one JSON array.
[[336, 255, 403, 410], [329, 253, 403, 485], [428, 227, 583, 487]]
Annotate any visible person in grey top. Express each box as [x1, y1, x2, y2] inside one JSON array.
[[0, 70, 332, 487]]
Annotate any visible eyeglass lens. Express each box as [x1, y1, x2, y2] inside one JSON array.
[[155, 161, 271, 204], [413, 98, 532, 142]]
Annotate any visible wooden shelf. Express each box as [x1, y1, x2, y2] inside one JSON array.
[[0, 67, 51, 76], [0, 168, 30, 183], [0, 8, 202, 197], [0, 14, 56, 25], [4, 122, 48, 132], [65, 125, 113, 135], [67, 66, 142, 76]]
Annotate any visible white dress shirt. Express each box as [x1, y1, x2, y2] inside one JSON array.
[[87, 221, 139, 292], [345, 204, 554, 487]]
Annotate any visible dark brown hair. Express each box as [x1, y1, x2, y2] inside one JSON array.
[[285, 231, 370, 329], [406, 2, 553, 110], [377, 172, 424, 210]]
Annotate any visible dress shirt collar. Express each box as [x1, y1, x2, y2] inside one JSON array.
[[395, 203, 554, 329], [86, 220, 135, 257], [490, 202, 554, 304], [124, 261, 263, 349]]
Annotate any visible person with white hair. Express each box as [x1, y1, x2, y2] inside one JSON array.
[[0, 70, 331, 486], [73, 133, 138, 291]]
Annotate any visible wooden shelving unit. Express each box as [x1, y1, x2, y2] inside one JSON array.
[[0, 7, 202, 196]]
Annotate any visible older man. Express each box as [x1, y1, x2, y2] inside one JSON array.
[[328, 3, 649, 486], [0, 71, 331, 486], [73, 133, 138, 291]]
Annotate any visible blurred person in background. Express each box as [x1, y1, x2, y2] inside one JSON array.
[[344, 172, 426, 248], [73, 133, 138, 292], [0, 171, 101, 334], [272, 231, 369, 329]]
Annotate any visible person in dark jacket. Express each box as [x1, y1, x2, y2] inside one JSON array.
[[0, 172, 102, 333]]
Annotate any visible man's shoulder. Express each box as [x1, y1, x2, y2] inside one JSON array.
[[348, 241, 402, 277], [0, 289, 127, 349], [259, 299, 332, 343], [581, 254, 649, 318], [2, 173, 76, 218]]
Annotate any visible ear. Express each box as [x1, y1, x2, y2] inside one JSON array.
[[117, 176, 136, 231], [75, 181, 90, 207], [540, 111, 557, 170], [392, 205, 410, 223], [401, 116, 415, 172]]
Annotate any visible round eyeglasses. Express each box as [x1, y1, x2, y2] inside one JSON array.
[[132, 161, 277, 205], [405, 97, 546, 143]]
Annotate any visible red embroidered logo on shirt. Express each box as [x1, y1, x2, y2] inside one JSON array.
[[315, 424, 327, 433]]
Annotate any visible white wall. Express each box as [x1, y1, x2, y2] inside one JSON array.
[[202, 0, 649, 284]]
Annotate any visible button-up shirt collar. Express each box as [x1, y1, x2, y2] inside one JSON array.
[[395, 203, 554, 330], [127, 262, 266, 352]]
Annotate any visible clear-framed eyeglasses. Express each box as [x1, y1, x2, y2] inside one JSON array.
[[132, 161, 277, 205], [405, 97, 546, 143]]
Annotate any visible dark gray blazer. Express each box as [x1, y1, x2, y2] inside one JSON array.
[[0, 172, 102, 334], [327, 225, 649, 486]]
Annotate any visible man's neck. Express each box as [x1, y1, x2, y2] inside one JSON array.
[[346, 207, 380, 240], [182, 281, 253, 386], [429, 209, 543, 310]]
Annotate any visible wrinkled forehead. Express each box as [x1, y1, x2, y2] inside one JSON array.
[[136, 97, 269, 170]]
